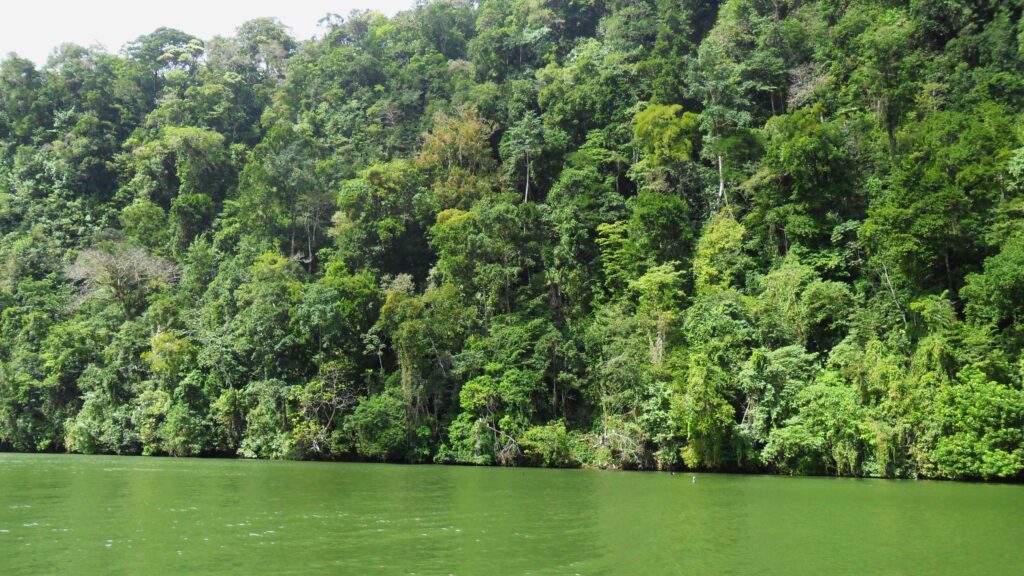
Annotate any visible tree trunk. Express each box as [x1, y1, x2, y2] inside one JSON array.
[[717, 154, 727, 205], [881, 261, 907, 327], [524, 154, 531, 203]]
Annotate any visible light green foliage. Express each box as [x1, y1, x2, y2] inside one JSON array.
[[629, 262, 684, 365], [417, 106, 496, 210], [120, 199, 170, 252], [123, 127, 229, 209], [633, 105, 698, 166], [931, 367, 1024, 479], [237, 379, 291, 459], [693, 210, 748, 294], [143, 331, 196, 385], [764, 371, 872, 476], [736, 345, 819, 461], [520, 420, 581, 467], [749, 254, 855, 350]]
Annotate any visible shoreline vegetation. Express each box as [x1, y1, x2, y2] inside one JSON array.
[[2, 0, 1024, 482], [2, 451, 1019, 486]]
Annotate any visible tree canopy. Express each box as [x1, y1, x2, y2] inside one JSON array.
[[1, 2, 1024, 480]]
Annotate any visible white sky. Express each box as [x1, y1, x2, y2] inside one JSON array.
[[1, 0, 416, 65]]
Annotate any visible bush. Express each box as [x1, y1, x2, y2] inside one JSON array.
[[520, 421, 581, 467], [345, 392, 410, 461]]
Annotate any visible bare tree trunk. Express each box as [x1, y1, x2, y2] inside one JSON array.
[[427, 335, 448, 379], [717, 154, 727, 205], [653, 320, 666, 366], [398, 348, 415, 420], [524, 154, 531, 203], [881, 261, 907, 327]]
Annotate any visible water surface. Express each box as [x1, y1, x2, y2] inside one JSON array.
[[0, 453, 1020, 574]]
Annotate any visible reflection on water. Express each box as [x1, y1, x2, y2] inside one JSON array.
[[0, 453, 1022, 575]]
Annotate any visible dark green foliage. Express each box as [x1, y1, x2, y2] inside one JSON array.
[[1, 1, 1023, 480]]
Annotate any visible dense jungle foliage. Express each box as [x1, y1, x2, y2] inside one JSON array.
[[2, 0, 1024, 479]]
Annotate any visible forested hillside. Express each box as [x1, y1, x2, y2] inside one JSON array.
[[2, 0, 1023, 479]]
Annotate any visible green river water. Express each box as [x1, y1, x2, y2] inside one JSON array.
[[0, 453, 1021, 575]]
